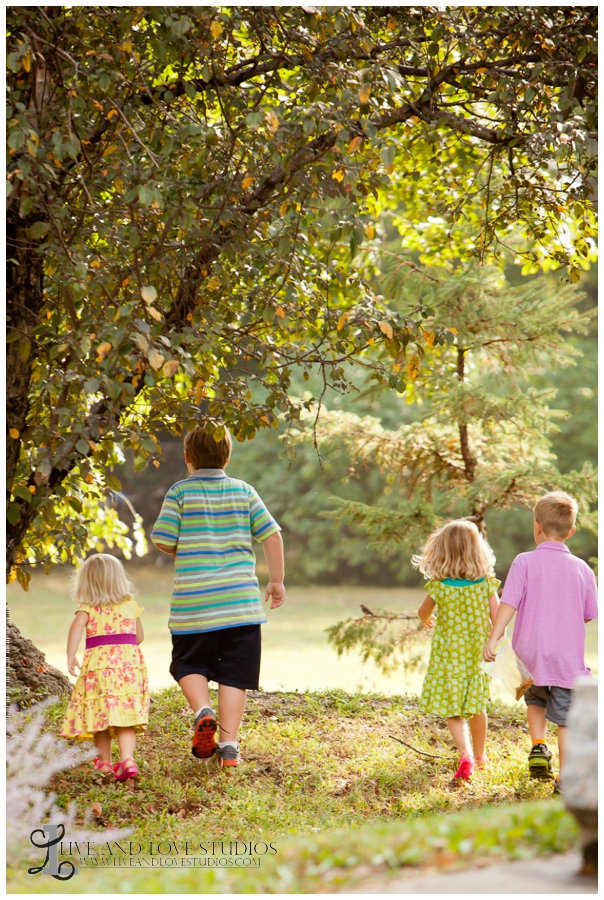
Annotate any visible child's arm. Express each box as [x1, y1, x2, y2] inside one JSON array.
[[488, 592, 500, 624], [136, 618, 144, 644], [262, 531, 285, 609], [417, 595, 436, 628], [67, 611, 88, 676], [155, 543, 176, 558], [483, 602, 516, 661]]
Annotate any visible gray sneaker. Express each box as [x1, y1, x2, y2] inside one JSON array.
[[216, 744, 241, 767], [191, 707, 217, 759]]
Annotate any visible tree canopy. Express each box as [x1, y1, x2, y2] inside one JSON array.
[[6, 6, 598, 582]]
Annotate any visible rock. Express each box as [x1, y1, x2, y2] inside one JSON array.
[[563, 677, 597, 873]]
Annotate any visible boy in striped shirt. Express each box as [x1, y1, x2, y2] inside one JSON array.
[[151, 425, 285, 767]]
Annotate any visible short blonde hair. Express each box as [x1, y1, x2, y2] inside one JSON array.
[[533, 491, 578, 540], [411, 519, 496, 581], [72, 553, 135, 607], [184, 424, 232, 469]]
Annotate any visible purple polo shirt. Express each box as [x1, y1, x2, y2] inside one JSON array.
[[501, 542, 598, 689]]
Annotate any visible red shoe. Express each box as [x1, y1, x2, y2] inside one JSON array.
[[191, 707, 217, 759], [114, 757, 138, 781], [454, 756, 475, 780], [93, 758, 114, 779]]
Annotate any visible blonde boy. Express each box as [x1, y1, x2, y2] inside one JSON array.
[[484, 492, 597, 792]]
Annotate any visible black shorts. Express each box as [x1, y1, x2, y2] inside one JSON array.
[[170, 624, 261, 690]]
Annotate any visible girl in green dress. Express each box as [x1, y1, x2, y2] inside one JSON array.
[[413, 519, 500, 780]]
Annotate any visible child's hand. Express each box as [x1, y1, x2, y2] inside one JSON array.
[[421, 616, 436, 629], [67, 655, 81, 677], [483, 638, 498, 663], [265, 582, 285, 609]]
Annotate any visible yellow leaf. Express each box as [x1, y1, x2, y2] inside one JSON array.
[[28, 485, 36, 494], [90, 260, 101, 267], [120, 40, 132, 53], [332, 169, 345, 183], [141, 285, 157, 304], [378, 321, 394, 340], [9, 428, 20, 439], [8, 569, 17, 584], [88, 440, 98, 452], [153, 459, 160, 468], [348, 136, 363, 153], [84, 473, 94, 484], [448, 327, 459, 335], [242, 175, 255, 190], [422, 328, 435, 348], [408, 355, 421, 381], [265, 110, 279, 133], [162, 359, 180, 377], [96, 342, 112, 360], [210, 20, 223, 39], [147, 348, 164, 370], [195, 380, 205, 404], [148, 306, 163, 321], [368, 337, 375, 346], [276, 306, 285, 319], [207, 276, 221, 291], [22, 53, 31, 73], [134, 333, 149, 353], [280, 201, 288, 216], [358, 85, 371, 104], [114, 178, 124, 192], [107, 108, 119, 119], [364, 224, 375, 239], [337, 312, 350, 331]]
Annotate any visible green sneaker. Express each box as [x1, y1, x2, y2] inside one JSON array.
[[528, 742, 553, 779], [216, 744, 241, 768]]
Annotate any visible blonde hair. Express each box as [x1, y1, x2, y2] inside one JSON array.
[[412, 519, 496, 581], [72, 553, 136, 607], [533, 491, 578, 540]]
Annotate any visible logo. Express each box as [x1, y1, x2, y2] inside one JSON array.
[[28, 824, 78, 880]]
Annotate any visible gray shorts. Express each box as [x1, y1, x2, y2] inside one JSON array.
[[524, 684, 572, 727]]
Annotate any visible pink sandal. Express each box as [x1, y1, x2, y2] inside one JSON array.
[[453, 755, 475, 780], [114, 757, 138, 781], [93, 758, 114, 778]]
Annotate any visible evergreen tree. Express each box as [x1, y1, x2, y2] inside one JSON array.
[[293, 265, 597, 672]]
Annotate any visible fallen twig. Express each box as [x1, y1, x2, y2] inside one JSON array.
[[388, 734, 455, 760]]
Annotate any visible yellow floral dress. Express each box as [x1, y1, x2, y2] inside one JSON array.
[[420, 577, 501, 718], [61, 598, 149, 741]]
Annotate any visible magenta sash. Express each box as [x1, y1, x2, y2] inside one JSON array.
[[85, 634, 137, 649]]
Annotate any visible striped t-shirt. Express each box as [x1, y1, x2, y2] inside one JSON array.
[[150, 468, 281, 634]]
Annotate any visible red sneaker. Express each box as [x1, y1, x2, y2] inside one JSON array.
[[192, 707, 217, 759], [454, 756, 475, 780]]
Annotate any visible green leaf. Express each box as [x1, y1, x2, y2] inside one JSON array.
[[7, 503, 21, 525], [76, 439, 90, 455], [26, 222, 51, 239], [105, 475, 122, 491], [138, 185, 155, 206], [18, 338, 31, 362]]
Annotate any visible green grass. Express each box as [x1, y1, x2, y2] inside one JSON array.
[[8, 566, 598, 699], [7, 688, 578, 893]]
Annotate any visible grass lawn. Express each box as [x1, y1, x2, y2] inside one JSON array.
[[8, 566, 598, 700], [7, 688, 580, 893]]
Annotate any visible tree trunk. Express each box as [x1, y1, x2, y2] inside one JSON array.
[[7, 616, 72, 704]]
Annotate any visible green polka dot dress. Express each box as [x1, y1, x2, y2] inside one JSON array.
[[420, 576, 500, 718]]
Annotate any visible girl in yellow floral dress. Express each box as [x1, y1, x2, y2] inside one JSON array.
[[61, 554, 149, 780], [412, 520, 500, 781]]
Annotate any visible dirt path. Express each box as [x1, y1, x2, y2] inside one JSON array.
[[351, 852, 597, 894]]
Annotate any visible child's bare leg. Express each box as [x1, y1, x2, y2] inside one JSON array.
[[94, 729, 112, 763], [179, 674, 211, 713], [469, 711, 487, 758], [217, 685, 246, 743], [557, 725, 567, 773], [447, 716, 472, 757], [115, 726, 136, 761], [527, 705, 547, 743]]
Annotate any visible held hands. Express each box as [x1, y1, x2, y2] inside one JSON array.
[[67, 655, 81, 677], [483, 638, 498, 663], [265, 582, 285, 609]]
